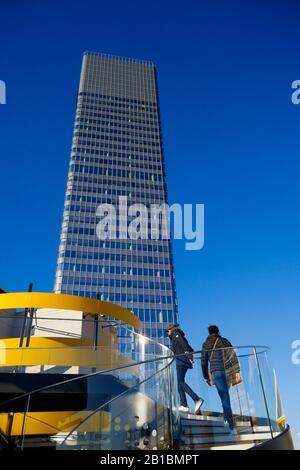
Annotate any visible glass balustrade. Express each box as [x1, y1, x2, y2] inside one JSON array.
[[0, 313, 287, 450]]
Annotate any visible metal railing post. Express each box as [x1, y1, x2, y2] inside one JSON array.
[[254, 346, 274, 439], [25, 308, 35, 347], [19, 282, 33, 348], [6, 412, 14, 438], [93, 294, 101, 351], [93, 314, 99, 351], [20, 394, 31, 450], [166, 358, 174, 449]]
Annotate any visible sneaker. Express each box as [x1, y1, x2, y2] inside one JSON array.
[[178, 406, 190, 413], [194, 398, 204, 414]]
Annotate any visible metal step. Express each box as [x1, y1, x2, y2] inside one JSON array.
[[181, 418, 254, 427], [180, 411, 260, 425], [179, 411, 277, 450], [182, 432, 273, 446], [184, 442, 256, 450], [182, 424, 271, 434], [180, 412, 225, 422]]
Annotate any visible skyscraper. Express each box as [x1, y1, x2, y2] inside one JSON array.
[[54, 52, 178, 342]]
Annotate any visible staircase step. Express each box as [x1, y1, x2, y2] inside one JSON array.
[[182, 431, 273, 446], [184, 442, 256, 450], [182, 424, 271, 434], [180, 412, 266, 426], [181, 419, 257, 428], [183, 428, 233, 436], [180, 412, 223, 422], [180, 412, 253, 422]]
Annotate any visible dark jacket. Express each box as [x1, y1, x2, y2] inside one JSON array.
[[201, 334, 240, 380], [169, 328, 194, 369]]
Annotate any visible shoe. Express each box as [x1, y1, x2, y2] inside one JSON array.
[[178, 406, 190, 413], [194, 398, 204, 414]]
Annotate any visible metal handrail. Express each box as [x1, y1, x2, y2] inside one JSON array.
[[0, 345, 269, 408], [58, 346, 271, 447], [0, 343, 277, 450], [0, 342, 270, 353], [0, 353, 174, 409], [58, 355, 176, 447], [0, 315, 117, 323]]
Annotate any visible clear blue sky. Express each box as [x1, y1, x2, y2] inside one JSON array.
[[0, 0, 299, 446]]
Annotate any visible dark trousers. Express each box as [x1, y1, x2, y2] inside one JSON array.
[[212, 370, 234, 429], [176, 362, 199, 407]]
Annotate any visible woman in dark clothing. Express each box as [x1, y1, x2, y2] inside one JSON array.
[[167, 324, 204, 414]]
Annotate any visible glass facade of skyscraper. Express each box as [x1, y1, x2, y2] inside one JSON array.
[[54, 52, 178, 342]]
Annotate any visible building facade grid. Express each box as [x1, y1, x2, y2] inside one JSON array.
[[54, 52, 179, 342]]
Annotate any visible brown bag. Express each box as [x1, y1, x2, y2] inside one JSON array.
[[208, 337, 242, 388]]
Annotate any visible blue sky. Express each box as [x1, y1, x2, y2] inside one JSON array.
[[0, 0, 299, 446]]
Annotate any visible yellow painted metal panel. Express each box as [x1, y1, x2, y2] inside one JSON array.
[[0, 292, 141, 330], [0, 337, 135, 368], [0, 410, 111, 436], [0, 336, 109, 349]]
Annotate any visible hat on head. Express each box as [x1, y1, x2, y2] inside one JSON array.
[[166, 324, 179, 335]]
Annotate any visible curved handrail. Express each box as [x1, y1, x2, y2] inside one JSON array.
[[0, 354, 172, 409], [58, 354, 176, 447], [0, 345, 269, 409], [57, 345, 271, 447], [0, 343, 278, 451], [0, 292, 142, 330]]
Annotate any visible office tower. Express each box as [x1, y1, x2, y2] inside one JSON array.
[[54, 52, 178, 342]]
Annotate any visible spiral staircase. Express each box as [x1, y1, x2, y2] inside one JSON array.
[[180, 412, 276, 450], [0, 292, 294, 451]]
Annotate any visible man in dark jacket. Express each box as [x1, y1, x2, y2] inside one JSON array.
[[201, 325, 240, 433], [167, 324, 204, 414]]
